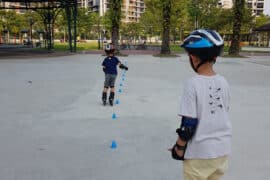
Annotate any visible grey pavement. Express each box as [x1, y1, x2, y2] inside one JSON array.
[[0, 54, 270, 180]]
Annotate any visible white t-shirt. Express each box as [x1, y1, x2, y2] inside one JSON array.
[[179, 74, 232, 159]]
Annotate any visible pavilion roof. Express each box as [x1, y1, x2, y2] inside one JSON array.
[[253, 23, 270, 32]]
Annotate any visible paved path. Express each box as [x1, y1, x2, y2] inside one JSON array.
[[0, 54, 269, 180]]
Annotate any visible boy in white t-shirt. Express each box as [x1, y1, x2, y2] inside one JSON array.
[[169, 29, 232, 180]]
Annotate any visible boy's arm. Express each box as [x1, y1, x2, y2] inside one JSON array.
[[102, 59, 106, 72], [116, 58, 128, 70], [119, 64, 128, 70], [102, 66, 106, 72], [169, 116, 198, 160]]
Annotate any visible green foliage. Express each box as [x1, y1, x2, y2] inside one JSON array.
[[0, 10, 26, 34], [77, 8, 95, 35], [241, 6, 254, 33], [140, 0, 163, 36], [187, 0, 220, 29], [255, 14, 270, 28], [120, 22, 142, 41], [54, 42, 98, 51]]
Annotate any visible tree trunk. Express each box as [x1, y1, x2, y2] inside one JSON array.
[[229, 0, 245, 55], [112, 25, 119, 52], [161, 0, 171, 55], [110, 0, 122, 55]]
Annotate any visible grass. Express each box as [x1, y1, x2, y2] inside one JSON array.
[[54, 42, 98, 51], [170, 44, 184, 52]]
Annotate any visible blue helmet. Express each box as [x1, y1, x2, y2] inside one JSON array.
[[181, 29, 224, 61]]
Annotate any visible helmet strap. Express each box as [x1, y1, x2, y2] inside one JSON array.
[[196, 61, 205, 71], [189, 55, 198, 72]]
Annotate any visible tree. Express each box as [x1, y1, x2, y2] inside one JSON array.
[[108, 0, 122, 54], [36, 8, 62, 50], [160, 0, 172, 54], [170, 0, 188, 42], [187, 0, 220, 29], [77, 8, 96, 40], [229, 0, 245, 55], [0, 10, 25, 43], [139, 0, 162, 43], [120, 22, 141, 44]]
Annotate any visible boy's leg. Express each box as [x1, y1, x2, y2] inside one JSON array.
[[184, 159, 208, 180], [109, 90, 115, 106], [108, 75, 117, 106], [207, 156, 228, 180], [183, 156, 228, 180], [102, 88, 108, 105], [102, 74, 110, 105]]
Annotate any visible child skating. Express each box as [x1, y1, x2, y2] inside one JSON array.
[[101, 44, 128, 106], [169, 29, 232, 180]]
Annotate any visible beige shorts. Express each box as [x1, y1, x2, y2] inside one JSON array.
[[183, 156, 228, 180]]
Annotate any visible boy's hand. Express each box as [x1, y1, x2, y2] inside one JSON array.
[[168, 143, 186, 161], [119, 64, 128, 71], [168, 138, 187, 161], [168, 145, 185, 155]]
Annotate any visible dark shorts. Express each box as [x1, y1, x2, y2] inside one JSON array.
[[104, 74, 117, 88]]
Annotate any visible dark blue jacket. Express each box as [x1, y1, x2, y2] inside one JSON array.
[[102, 56, 120, 75]]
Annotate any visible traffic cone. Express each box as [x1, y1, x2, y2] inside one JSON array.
[[111, 140, 117, 149], [112, 113, 117, 119]]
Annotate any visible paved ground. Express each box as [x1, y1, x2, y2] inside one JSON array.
[[0, 54, 269, 180]]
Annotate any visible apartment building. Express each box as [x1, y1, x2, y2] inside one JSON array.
[[88, 0, 145, 23], [1, 0, 145, 22], [218, 0, 233, 9], [247, 0, 264, 15], [78, 0, 99, 12], [218, 0, 265, 16], [122, 0, 145, 23], [0, 2, 26, 13]]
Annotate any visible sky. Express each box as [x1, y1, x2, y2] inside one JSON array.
[[265, 0, 270, 15]]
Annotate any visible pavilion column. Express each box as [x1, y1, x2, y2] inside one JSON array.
[[267, 31, 270, 47]]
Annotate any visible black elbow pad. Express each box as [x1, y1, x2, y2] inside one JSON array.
[[176, 117, 198, 141]]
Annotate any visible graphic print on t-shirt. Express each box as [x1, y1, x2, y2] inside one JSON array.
[[208, 86, 223, 114]]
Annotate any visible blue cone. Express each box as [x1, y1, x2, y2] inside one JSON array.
[[122, 78, 125, 81], [111, 140, 117, 149], [118, 89, 122, 93], [120, 83, 123, 87], [112, 113, 117, 119], [115, 99, 120, 104]]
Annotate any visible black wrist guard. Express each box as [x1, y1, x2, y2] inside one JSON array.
[[119, 64, 128, 71], [171, 143, 186, 161]]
